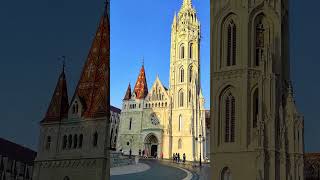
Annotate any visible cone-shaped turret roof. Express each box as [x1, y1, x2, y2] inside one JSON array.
[[72, 4, 110, 118], [42, 66, 69, 123], [134, 65, 148, 99], [123, 83, 132, 100]]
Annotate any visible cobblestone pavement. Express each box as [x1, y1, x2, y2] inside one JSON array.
[[110, 159, 189, 180]]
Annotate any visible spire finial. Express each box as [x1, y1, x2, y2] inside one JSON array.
[[182, 0, 192, 8], [142, 56, 144, 67], [59, 56, 66, 73], [104, 0, 109, 17]]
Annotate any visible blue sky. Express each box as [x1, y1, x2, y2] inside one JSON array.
[[0, 0, 319, 153], [110, 0, 210, 109]]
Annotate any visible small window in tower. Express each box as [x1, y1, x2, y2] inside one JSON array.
[[73, 135, 78, 149], [179, 115, 183, 131], [62, 135, 67, 149], [179, 91, 184, 107], [227, 20, 237, 67], [255, 21, 265, 67], [79, 134, 83, 148], [189, 66, 193, 82], [189, 43, 193, 59], [46, 136, 51, 150], [180, 44, 185, 59], [180, 68, 185, 83], [68, 135, 72, 149], [93, 132, 98, 147], [129, 118, 132, 130]]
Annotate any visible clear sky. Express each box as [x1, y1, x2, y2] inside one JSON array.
[[0, 0, 319, 153]]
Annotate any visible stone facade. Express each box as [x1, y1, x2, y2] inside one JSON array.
[[32, 2, 111, 180], [0, 138, 36, 180], [110, 107, 121, 150], [305, 153, 320, 180], [210, 0, 304, 179], [116, 0, 208, 162]]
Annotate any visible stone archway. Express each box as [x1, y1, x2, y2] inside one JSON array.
[[144, 134, 158, 158]]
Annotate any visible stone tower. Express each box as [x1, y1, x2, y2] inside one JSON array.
[[169, 0, 205, 161], [33, 2, 110, 180], [210, 0, 304, 179]]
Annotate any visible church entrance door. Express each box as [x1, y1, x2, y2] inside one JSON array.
[[151, 145, 158, 157], [144, 134, 158, 158]]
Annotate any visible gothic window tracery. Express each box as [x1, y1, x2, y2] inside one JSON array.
[[129, 118, 132, 130], [73, 135, 78, 149], [189, 43, 193, 59], [46, 136, 51, 150], [179, 90, 184, 107], [180, 67, 185, 83], [180, 44, 185, 59], [255, 20, 265, 67], [224, 92, 235, 143], [68, 135, 72, 149], [226, 20, 237, 66]]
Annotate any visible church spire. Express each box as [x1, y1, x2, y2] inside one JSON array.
[[134, 65, 148, 99], [42, 64, 69, 123], [123, 83, 132, 100], [182, 0, 192, 8], [72, 3, 110, 118]]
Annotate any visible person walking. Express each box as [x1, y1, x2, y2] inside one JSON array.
[[139, 149, 141, 157], [178, 153, 180, 163], [183, 153, 186, 163], [173, 153, 175, 162], [142, 150, 145, 158]]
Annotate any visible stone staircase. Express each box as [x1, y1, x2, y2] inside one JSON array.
[[110, 151, 133, 167]]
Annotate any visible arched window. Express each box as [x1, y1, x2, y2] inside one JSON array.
[[79, 134, 83, 148], [253, 89, 259, 128], [129, 118, 132, 130], [73, 135, 78, 149], [179, 91, 184, 107], [255, 20, 265, 67], [178, 139, 182, 149], [189, 66, 193, 82], [180, 67, 185, 83], [221, 167, 232, 180], [93, 132, 98, 147], [68, 135, 72, 149], [62, 135, 67, 149], [225, 93, 235, 143], [227, 20, 236, 66], [46, 136, 51, 150], [188, 90, 192, 103], [189, 43, 193, 59], [180, 44, 185, 59], [179, 115, 183, 132]]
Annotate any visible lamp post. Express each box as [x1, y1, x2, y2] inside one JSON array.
[[196, 134, 204, 167]]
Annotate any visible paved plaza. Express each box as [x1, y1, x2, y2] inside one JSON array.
[[110, 159, 210, 180]]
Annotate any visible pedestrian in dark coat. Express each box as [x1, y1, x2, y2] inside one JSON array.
[[183, 153, 186, 163], [173, 153, 175, 162]]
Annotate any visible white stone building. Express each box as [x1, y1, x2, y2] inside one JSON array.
[[210, 0, 304, 179], [116, 0, 208, 162]]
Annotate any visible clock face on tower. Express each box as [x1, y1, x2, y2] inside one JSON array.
[[150, 113, 160, 126]]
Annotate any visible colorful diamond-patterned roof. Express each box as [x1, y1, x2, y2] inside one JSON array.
[[134, 65, 148, 99], [123, 83, 132, 100], [42, 69, 69, 123], [72, 7, 110, 119]]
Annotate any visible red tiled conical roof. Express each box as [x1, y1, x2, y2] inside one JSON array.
[[134, 65, 148, 99], [123, 83, 132, 100], [72, 6, 110, 119], [42, 68, 69, 123]]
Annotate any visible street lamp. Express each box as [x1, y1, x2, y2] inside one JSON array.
[[195, 134, 205, 167]]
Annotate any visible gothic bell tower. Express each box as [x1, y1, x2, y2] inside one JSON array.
[[169, 0, 205, 161], [211, 0, 304, 180]]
